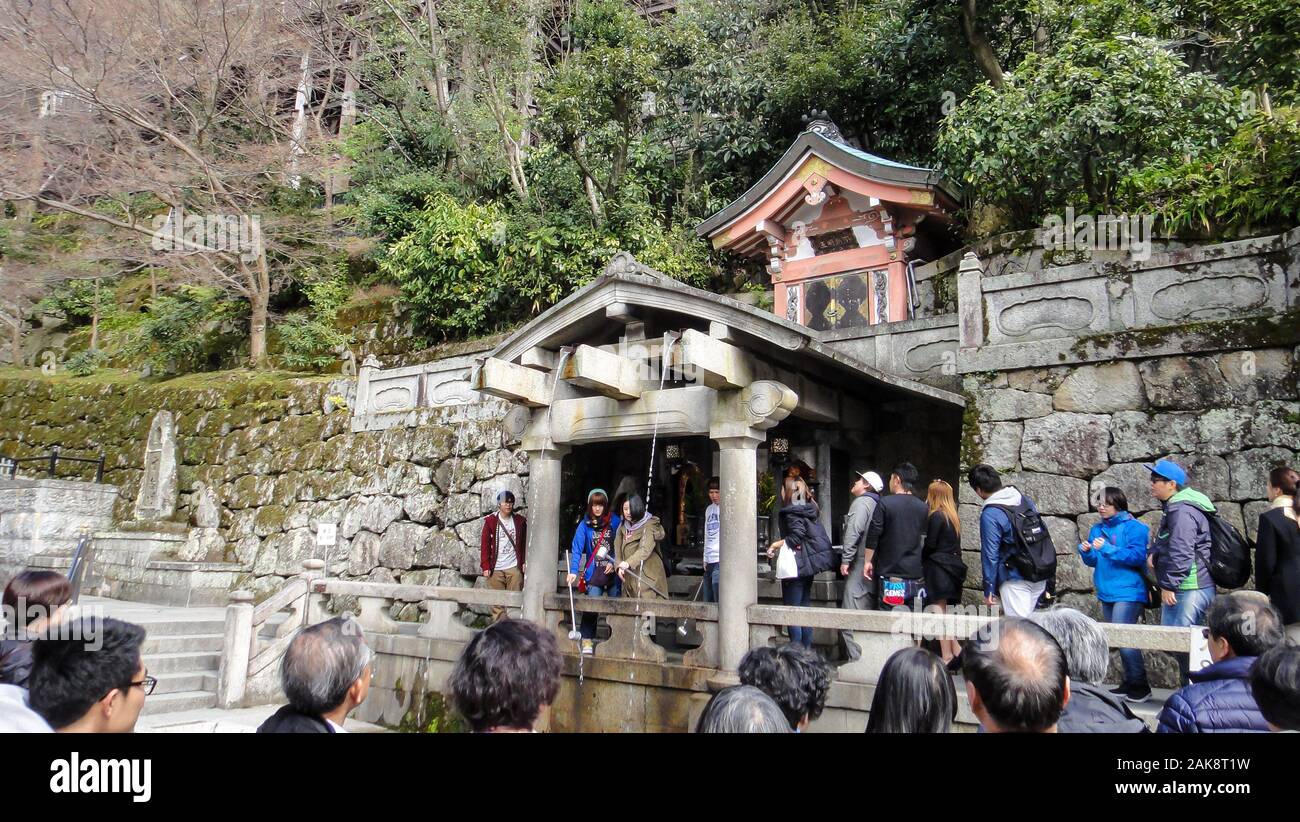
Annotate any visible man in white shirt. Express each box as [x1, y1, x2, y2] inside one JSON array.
[[480, 490, 527, 622], [702, 478, 721, 602]]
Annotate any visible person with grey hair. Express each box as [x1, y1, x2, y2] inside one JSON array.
[[694, 685, 792, 733], [1028, 608, 1148, 732], [257, 616, 372, 733]]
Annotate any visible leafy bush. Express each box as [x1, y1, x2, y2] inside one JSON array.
[[937, 33, 1239, 230], [63, 348, 106, 377], [122, 287, 245, 374], [1118, 107, 1300, 235], [276, 313, 350, 370]]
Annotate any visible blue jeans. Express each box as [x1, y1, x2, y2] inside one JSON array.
[[581, 584, 612, 640], [702, 562, 720, 603], [1101, 599, 1148, 688], [782, 575, 814, 647], [1161, 586, 1215, 684]]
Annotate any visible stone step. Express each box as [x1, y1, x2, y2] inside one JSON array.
[[141, 650, 222, 674], [141, 634, 224, 654], [141, 690, 217, 716], [132, 619, 227, 637], [151, 670, 219, 696]]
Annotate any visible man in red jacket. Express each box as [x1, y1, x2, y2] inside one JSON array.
[[480, 491, 527, 622]]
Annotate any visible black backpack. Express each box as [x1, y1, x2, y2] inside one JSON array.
[[1205, 512, 1252, 589], [990, 497, 1058, 583]]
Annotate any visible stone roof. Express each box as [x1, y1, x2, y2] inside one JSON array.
[[485, 252, 963, 408]]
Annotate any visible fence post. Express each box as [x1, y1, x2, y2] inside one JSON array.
[[216, 590, 255, 708], [94, 453, 105, 484], [48, 446, 59, 478]]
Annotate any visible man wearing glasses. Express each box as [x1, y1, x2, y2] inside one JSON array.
[[27, 617, 153, 733]]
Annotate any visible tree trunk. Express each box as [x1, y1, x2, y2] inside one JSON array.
[[424, 2, 452, 115], [90, 279, 100, 352], [249, 291, 268, 369], [288, 50, 313, 189], [959, 0, 1005, 88]]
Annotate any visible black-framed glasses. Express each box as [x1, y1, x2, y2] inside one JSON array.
[[129, 675, 158, 696]]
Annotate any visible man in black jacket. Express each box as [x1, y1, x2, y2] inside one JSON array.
[[863, 462, 930, 610], [1028, 607, 1148, 732], [258, 616, 372, 733]]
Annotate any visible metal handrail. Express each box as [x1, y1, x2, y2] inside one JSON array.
[[1, 447, 106, 483]]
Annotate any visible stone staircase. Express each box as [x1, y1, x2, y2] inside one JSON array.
[[86, 597, 225, 716]]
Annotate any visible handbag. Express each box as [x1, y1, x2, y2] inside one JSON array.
[[1142, 572, 1161, 610], [774, 543, 799, 580]]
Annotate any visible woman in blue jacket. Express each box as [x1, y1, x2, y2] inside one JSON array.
[[1079, 487, 1152, 702], [567, 489, 621, 656]]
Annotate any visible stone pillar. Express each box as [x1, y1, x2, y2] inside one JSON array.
[[716, 435, 762, 672], [957, 251, 984, 351], [216, 590, 254, 708], [522, 445, 570, 624]]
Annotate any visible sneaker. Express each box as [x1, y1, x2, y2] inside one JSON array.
[[581, 640, 594, 656], [1109, 684, 1130, 697], [1123, 684, 1152, 703]]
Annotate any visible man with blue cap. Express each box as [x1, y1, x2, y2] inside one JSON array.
[[1147, 457, 1217, 684]]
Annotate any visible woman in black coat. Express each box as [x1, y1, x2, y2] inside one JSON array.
[[1256, 467, 1300, 641], [767, 476, 833, 648], [921, 480, 967, 665]]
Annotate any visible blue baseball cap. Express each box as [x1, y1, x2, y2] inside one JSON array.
[[1146, 458, 1187, 485]]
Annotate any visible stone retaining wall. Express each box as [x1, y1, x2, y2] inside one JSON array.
[[0, 374, 525, 603]]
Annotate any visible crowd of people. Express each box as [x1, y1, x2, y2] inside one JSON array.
[[1, 453, 1298, 734]]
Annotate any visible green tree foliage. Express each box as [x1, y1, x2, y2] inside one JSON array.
[[1119, 107, 1300, 235], [122, 287, 245, 375], [937, 33, 1239, 229]]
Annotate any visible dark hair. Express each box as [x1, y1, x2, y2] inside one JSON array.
[[281, 616, 371, 716], [1268, 466, 1299, 496], [892, 462, 920, 494], [1251, 644, 1300, 731], [694, 685, 791, 733], [865, 647, 957, 733], [496, 490, 516, 505], [1206, 593, 1285, 658], [1102, 486, 1129, 512], [707, 477, 720, 491], [450, 618, 561, 732], [738, 644, 832, 730], [3, 570, 72, 634], [28, 617, 146, 730], [966, 464, 1002, 495], [962, 618, 1068, 733], [624, 492, 647, 522]]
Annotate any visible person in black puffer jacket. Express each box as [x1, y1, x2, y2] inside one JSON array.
[[768, 475, 833, 648], [1157, 593, 1285, 733]]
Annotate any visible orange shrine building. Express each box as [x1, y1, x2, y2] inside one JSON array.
[[697, 115, 962, 331]]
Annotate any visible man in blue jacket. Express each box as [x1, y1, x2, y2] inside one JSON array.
[[967, 464, 1046, 617], [1157, 592, 1284, 733], [1147, 458, 1217, 683]]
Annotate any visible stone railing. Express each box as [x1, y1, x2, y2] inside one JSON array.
[[352, 352, 523, 433], [820, 227, 1299, 389], [312, 578, 523, 639], [747, 603, 1197, 684], [956, 227, 1300, 372], [216, 559, 327, 708], [542, 593, 720, 668]]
